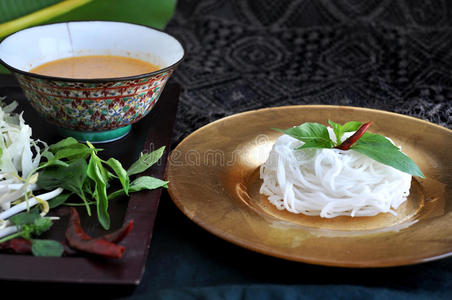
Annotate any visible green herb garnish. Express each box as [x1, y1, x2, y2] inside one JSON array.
[[0, 211, 64, 257], [275, 121, 425, 178], [37, 138, 168, 230]]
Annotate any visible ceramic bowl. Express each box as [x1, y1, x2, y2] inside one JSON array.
[[0, 21, 184, 142]]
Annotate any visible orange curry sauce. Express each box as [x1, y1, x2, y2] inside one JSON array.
[[30, 55, 159, 79]]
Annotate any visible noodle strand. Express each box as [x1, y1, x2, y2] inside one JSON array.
[[260, 129, 412, 218]]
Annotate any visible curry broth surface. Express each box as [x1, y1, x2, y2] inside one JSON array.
[[30, 55, 159, 79]]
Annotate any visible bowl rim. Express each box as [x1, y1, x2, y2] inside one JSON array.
[[0, 20, 186, 83]]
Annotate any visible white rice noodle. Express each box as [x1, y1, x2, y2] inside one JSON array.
[[259, 128, 412, 218]]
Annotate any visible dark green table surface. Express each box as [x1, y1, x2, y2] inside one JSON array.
[[126, 193, 452, 299]]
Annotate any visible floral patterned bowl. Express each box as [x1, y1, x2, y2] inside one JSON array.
[[0, 21, 184, 142]]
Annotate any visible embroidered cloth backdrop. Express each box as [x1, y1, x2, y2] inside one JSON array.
[[166, 0, 451, 144]]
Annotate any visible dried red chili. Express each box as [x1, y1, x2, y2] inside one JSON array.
[[0, 237, 32, 254], [65, 207, 133, 259], [335, 122, 372, 150], [102, 220, 134, 243]]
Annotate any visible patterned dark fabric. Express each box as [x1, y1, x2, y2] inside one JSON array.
[[166, 0, 452, 144]]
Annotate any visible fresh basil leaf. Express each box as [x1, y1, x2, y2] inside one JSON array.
[[328, 120, 342, 145], [127, 146, 165, 176], [327, 120, 362, 145], [39, 157, 69, 169], [351, 132, 425, 178], [37, 159, 91, 214], [87, 155, 110, 230], [41, 150, 54, 161], [48, 138, 101, 163], [275, 123, 333, 149], [53, 144, 93, 161], [31, 239, 64, 257], [9, 211, 40, 226], [342, 121, 362, 132], [37, 159, 87, 194], [48, 137, 79, 152], [104, 158, 129, 195], [48, 193, 71, 209], [130, 176, 169, 191], [108, 176, 168, 200]]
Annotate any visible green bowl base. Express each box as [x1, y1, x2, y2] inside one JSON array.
[[57, 125, 132, 143]]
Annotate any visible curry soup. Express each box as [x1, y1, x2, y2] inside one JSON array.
[[30, 55, 159, 79]]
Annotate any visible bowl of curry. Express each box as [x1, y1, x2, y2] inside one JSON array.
[[0, 21, 185, 142]]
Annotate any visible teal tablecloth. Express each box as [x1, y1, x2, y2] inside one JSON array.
[[126, 195, 452, 299]]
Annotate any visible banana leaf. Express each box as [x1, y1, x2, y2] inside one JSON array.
[[0, 0, 61, 23], [0, 0, 177, 73]]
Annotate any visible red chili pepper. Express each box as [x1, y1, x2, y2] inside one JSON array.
[[334, 122, 372, 150], [0, 238, 32, 254], [102, 220, 134, 243], [65, 207, 133, 259]]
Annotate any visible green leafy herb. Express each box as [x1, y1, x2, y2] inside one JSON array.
[[87, 153, 110, 230], [108, 176, 169, 200], [36, 139, 168, 231], [0, 211, 63, 257], [274, 121, 425, 178], [351, 132, 425, 178], [127, 146, 165, 176], [328, 120, 362, 144], [47, 137, 79, 152], [48, 193, 71, 209], [274, 123, 334, 149], [9, 211, 40, 226], [130, 176, 169, 191], [37, 158, 91, 214], [31, 239, 64, 257], [104, 158, 129, 195]]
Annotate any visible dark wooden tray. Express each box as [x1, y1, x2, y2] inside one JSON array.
[[0, 74, 179, 285]]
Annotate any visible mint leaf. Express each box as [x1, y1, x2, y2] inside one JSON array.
[[32, 217, 53, 235], [127, 146, 165, 176], [31, 239, 64, 257], [274, 123, 333, 149], [351, 132, 425, 178]]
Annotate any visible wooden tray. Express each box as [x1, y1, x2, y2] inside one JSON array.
[[0, 74, 179, 285]]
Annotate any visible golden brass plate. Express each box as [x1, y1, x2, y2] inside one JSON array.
[[166, 105, 452, 267]]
